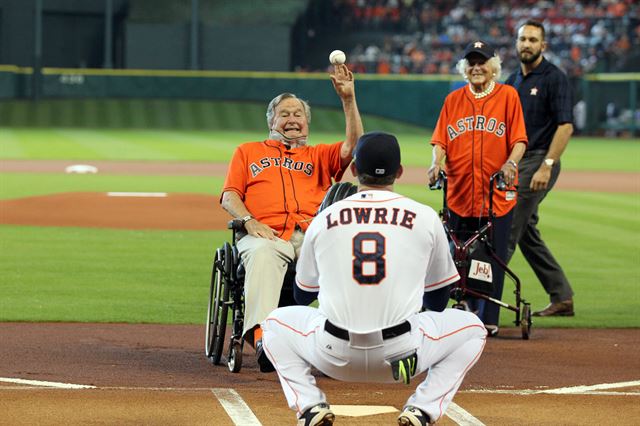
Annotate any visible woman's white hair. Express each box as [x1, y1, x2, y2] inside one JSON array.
[[456, 55, 502, 81]]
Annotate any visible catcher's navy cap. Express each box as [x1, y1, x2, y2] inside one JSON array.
[[354, 131, 401, 177], [463, 40, 495, 59]]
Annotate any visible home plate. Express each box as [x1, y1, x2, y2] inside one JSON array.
[[331, 405, 398, 417], [107, 192, 167, 197]]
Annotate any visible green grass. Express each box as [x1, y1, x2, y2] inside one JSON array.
[[0, 99, 430, 133], [0, 173, 224, 200], [1, 189, 637, 326], [506, 192, 640, 328], [0, 128, 639, 327], [0, 226, 226, 323], [400, 186, 640, 328], [1, 128, 639, 171]]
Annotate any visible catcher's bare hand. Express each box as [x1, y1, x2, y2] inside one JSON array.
[[530, 166, 551, 191], [244, 219, 278, 240], [330, 64, 355, 100]]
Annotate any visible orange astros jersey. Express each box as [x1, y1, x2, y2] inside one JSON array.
[[431, 83, 527, 217], [222, 139, 347, 240]]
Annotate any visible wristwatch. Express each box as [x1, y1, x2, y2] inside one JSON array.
[[241, 215, 254, 225], [544, 158, 555, 167]]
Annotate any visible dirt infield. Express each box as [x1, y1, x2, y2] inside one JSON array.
[[2, 159, 639, 192], [0, 192, 229, 230], [1, 324, 639, 425], [1, 159, 639, 424], [0, 159, 637, 231]]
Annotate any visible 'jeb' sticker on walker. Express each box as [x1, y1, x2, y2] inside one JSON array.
[[469, 260, 493, 283], [505, 190, 516, 201]]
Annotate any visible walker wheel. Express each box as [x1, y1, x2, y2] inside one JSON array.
[[521, 303, 532, 340], [227, 340, 243, 373]]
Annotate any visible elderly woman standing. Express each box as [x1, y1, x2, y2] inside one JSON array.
[[428, 40, 528, 336]]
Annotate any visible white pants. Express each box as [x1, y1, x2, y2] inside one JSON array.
[[237, 231, 304, 337], [262, 306, 486, 422]]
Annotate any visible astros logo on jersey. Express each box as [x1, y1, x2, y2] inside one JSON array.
[[249, 157, 314, 177], [447, 115, 506, 141]]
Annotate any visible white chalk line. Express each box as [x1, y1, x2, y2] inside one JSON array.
[[211, 388, 262, 426], [0, 377, 95, 389], [447, 402, 485, 426], [1, 379, 262, 426], [2, 377, 638, 426], [4, 376, 637, 395], [463, 380, 640, 396], [3, 376, 638, 397], [536, 380, 640, 394]]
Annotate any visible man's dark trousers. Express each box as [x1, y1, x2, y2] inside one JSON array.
[[507, 150, 573, 303]]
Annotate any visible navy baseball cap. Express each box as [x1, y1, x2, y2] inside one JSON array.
[[463, 40, 495, 59], [353, 131, 401, 177]]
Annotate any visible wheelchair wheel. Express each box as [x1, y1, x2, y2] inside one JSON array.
[[521, 302, 532, 340], [227, 339, 243, 373], [205, 243, 232, 364]]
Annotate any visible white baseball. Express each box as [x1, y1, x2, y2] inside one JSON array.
[[329, 50, 346, 65]]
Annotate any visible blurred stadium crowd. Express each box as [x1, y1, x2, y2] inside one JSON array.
[[305, 0, 639, 77]]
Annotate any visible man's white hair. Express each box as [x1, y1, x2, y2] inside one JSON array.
[[456, 55, 502, 81], [266, 92, 311, 128]]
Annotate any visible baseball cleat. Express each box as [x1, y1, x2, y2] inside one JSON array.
[[255, 340, 276, 373], [485, 324, 499, 337], [297, 403, 334, 426], [398, 405, 431, 426]]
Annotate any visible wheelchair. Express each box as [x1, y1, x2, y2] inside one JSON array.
[[205, 182, 358, 372], [430, 170, 533, 339]]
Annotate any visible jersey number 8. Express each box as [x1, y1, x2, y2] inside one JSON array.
[[353, 232, 386, 285]]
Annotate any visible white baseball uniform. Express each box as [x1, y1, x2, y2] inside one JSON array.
[[261, 190, 487, 422]]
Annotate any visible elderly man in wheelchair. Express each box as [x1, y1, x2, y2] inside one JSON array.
[[206, 67, 363, 373], [206, 182, 358, 373]]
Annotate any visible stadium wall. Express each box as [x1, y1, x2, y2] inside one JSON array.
[[0, 67, 454, 128], [0, 67, 638, 134]]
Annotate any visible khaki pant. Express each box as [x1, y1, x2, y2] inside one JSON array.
[[237, 230, 304, 337]]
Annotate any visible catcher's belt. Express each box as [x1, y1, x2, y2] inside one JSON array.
[[324, 320, 411, 341]]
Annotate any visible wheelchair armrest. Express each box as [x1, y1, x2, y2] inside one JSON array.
[[428, 170, 447, 191], [228, 219, 245, 231]]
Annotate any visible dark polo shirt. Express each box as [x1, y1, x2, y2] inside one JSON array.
[[505, 57, 573, 152]]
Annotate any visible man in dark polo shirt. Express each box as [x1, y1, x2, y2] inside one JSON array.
[[505, 20, 575, 317]]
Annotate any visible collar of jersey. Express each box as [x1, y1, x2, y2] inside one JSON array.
[[264, 139, 298, 151], [523, 56, 549, 77], [351, 190, 405, 202]]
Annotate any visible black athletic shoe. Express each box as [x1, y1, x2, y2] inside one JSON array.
[[485, 324, 499, 337], [297, 403, 335, 426], [398, 405, 431, 426], [255, 340, 276, 373]]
